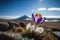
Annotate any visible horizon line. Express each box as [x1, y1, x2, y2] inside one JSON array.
[[0, 16, 60, 19]]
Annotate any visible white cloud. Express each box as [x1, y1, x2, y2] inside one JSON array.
[[32, 7, 60, 12], [38, 8, 46, 11], [43, 16, 60, 18], [0, 16, 19, 19], [48, 8, 60, 11]]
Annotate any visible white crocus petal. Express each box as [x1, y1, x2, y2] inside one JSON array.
[[26, 23, 44, 33], [35, 27, 44, 34], [26, 23, 31, 30], [31, 25, 35, 31], [26, 23, 36, 32]]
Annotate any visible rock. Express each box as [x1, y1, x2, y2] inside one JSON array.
[[0, 32, 15, 40], [0, 31, 35, 40], [8, 22, 19, 30], [19, 22, 26, 28], [54, 31, 60, 37], [52, 28, 60, 31], [0, 22, 9, 31]]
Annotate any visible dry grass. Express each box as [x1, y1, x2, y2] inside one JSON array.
[[0, 20, 60, 29]]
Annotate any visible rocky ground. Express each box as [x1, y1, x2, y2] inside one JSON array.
[[0, 31, 60, 40], [0, 21, 60, 40], [0, 31, 35, 40]]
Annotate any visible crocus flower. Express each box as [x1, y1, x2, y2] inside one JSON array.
[[26, 23, 44, 33], [32, 13, 46, 24], [26, 23, 31, 30], [35, 27, 44, 34], [26, 23, 35, 32]]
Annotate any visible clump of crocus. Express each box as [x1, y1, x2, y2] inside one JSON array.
[[26, 23, 35, 33], [32, 13, 46, 25], [26, 23, 44, 34], [26, 13, 46, 34], [25, 13, 57, 40]]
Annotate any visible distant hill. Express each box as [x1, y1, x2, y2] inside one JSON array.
[[16, 15, 31, 20]]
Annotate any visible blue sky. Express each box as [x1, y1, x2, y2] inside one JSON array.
[[0, 0, 60, 17]]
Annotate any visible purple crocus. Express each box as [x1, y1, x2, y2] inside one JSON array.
[[32, 14, 46, 24]]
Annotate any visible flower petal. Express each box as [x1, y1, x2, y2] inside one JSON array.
[[35, 27, 44, 33], [26, 23, 31, 30], [37, 17, 42, 24], [31, 25, 35, 31], [32, 14, 35, 22], [40, 17, 46, 24], [35, 16, 40, 23]]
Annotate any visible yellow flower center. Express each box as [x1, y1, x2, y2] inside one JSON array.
[[35, 14, 42, 17]]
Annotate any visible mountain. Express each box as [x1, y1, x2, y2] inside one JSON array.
[[16, 15, 31, 20], [16, 15, 60, 20]]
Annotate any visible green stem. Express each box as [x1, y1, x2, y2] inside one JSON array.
[[34, 23, 39, 30]]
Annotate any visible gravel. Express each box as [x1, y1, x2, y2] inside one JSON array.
[[0, 32, 34, 40]]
